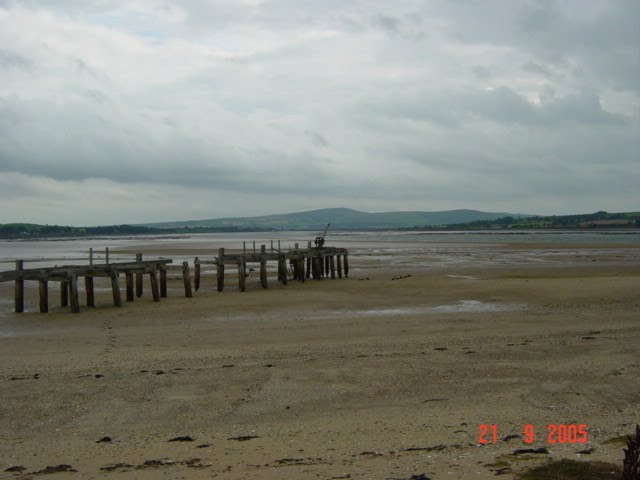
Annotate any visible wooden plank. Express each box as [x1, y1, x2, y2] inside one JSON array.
[[217, 248, 225, 292], [60, 280, 69, 307], [39, 279, 48, 313], [69, 275, 80, 313], [85, 276, 95, 307], [194, 257, 201, 291], [150, 269, 160, 302], [126, 272, 134, 301], [135, 253, 143, 297], [111, 271, 122, 307], [182, 262, 192, 298], [15, 260, 24, 313], [160, 267, 167, 298]]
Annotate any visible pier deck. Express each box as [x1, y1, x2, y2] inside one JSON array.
[[0, 243, 349, 314]]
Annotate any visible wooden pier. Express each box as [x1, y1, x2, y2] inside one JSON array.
[[0, 243, 349, 314]]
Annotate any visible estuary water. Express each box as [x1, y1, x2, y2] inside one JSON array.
[[0, 229, 638, 273]]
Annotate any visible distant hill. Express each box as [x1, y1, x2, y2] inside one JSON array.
[[139, 207, 520, 230]]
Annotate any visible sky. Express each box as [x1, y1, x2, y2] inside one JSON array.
[[0, 0, 638, 226]]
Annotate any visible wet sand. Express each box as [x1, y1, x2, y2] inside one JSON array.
[[0, 242, 639, 479]]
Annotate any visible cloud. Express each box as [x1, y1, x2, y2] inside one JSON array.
[[0, 1, 638, 224]]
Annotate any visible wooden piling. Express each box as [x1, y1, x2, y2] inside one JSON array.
[[89, 248, 93, 267], [125, 272, 134, 301], [343, 254, 349, 277], [149, 270, 160, 302], [260, 245, 268, 288], [299, 258, 305, 282], [15, 260, 24, 313], [325, 257, 330, 276], [160, 267, 167, 298], [69, 275, 80, 313], [105, 247, 110, 264], [135, 253, 143, 297], [60, 280, 69, 307], [182, 262, 192, 298], [313, 256, 321, 280], [330, 255, 336, 279], [237, 258, 246, 292], [85, 276, 95, 307], [194, 257, 201, 291], [111, 271, 122, 307], [39, 279, 48, 313], [217, 248, 225, 292], [306, 257, 311, 278], [337, 254, 343, 278], [279, 254, 288, 285]]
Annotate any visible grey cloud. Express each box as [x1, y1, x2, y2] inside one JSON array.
[[304, 129, 329, 148], [0, 49, 34, 71], [360, 85, 627, 128], [472, 65, 492, 80], [522, 61, 552, 77]]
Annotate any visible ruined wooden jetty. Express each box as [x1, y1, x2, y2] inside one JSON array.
[[0, 242, 349, 314]]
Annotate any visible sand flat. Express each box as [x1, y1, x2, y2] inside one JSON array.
[[0, 243, 638, 479]]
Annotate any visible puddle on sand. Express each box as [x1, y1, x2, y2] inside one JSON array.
[[445, 274, 478, 280], [329, 301, 524, 319]]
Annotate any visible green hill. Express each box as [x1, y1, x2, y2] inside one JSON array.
[[140, 207, 518, 230]]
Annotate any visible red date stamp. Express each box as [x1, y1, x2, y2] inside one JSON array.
[[479, 424, 588, 444]]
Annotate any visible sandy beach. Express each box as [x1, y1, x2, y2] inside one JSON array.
[[0, 240, 639, 479]]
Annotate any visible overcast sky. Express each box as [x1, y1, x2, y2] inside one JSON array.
[[1, 0, 638, 225]]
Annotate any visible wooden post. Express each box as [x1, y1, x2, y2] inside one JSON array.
[[343, 254, 349, 277], [279, 255, 288, 285], [85, 276, 95, 307], [330, 255, 336, 279], [271, 240, 273, 252], [237, 258, 246, 292], [160, 267, 167, 298], [89, 248, 93, 267], [14, 260, 24, 313], [337, 254, 343, 278], [299, 258, 305, 282], [295, 242, 299, 251], [182, 262, 192, 298], [105, 247, 109, 264], [253, 241, 256, 253], [194, 257, 201, 291], [69, 275, 80, 313], [312, 256, 320, 280], [306, 257, 311, 278], [260, 245, 267, 288], [111, 271, 122, 307], [60, 280, 69, 307], [325, 256, 330, 276], [217, 248, 225, 292], [135, 253, 143, 297], [278, 240, 281, 252], [39, 279, 48, 313], [126, 272, 134, 301], [148, 270, 159, 302], [243, 241, 246, 256]]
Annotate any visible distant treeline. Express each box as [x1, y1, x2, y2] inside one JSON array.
[[0, 223, 277, 239], [401, 211, 640, 231]]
